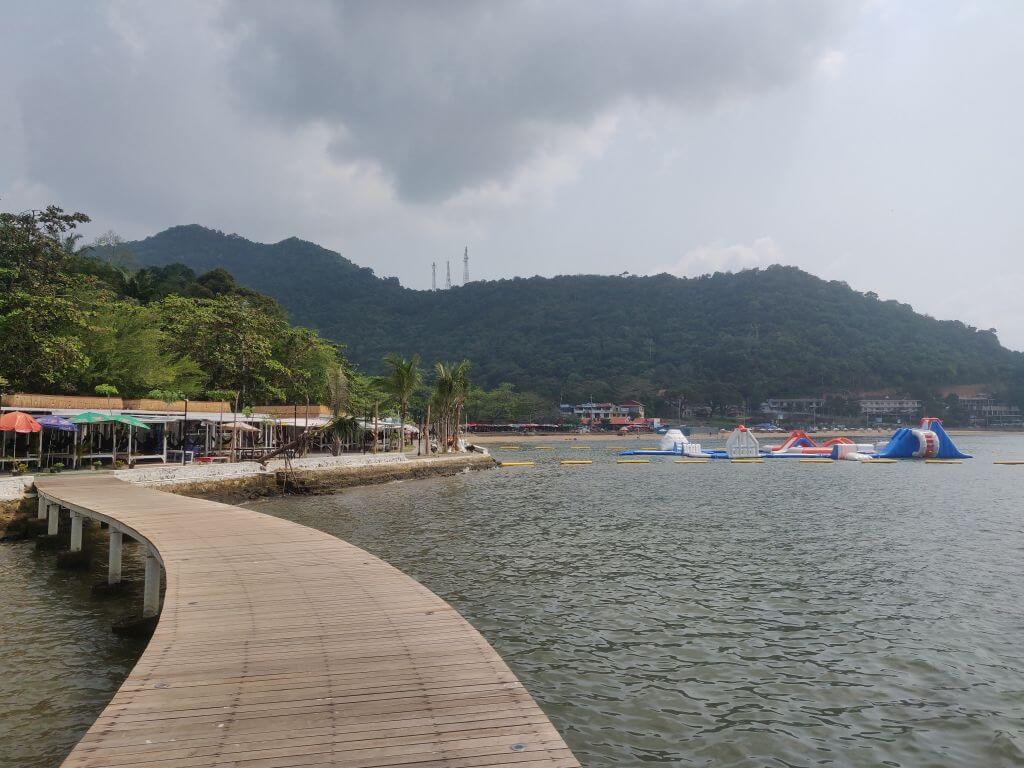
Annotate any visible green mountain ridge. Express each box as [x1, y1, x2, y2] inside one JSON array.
[[126, 225, 1024, 408]]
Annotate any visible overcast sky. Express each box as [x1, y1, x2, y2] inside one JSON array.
[[2, 1, 1022, 349]]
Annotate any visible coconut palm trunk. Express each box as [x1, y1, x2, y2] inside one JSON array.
[[384, 354, 422, 456]]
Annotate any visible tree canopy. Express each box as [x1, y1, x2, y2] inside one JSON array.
[[124, 224, 1024, 413], [0, 207, 342, 406]]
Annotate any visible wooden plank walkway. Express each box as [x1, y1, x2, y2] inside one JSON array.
[[35, 475, 579, 768]]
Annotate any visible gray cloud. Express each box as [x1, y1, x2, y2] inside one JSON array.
[[5, 2, 1023, 350], [222, 0, 849, 201]]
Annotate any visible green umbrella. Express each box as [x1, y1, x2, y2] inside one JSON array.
[[110, 413, 151, 430], [70, 411, 112, 424], [70, 411, 112, 468]]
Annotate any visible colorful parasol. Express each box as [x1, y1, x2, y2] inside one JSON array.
[[70, 411, 112, 424], [109, 413, 151, 430], [0, 411, 42, 433], [36, 415, 76, 432]]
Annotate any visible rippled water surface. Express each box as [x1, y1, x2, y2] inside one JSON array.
[[253, 435, 1024, 767], [3, 434, 1024, 767], [0, 528, 148, 768]]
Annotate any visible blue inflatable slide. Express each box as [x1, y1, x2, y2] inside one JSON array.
[[874, 418, 971, 460]]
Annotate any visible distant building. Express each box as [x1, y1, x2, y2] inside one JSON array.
[[760, 396, 825, 420], [617, 400, 646, 417], [859, 397, 921, 419], [567, 401, 646, 420], [560, 400, 659, 429], [957, 394, 1022, 426]]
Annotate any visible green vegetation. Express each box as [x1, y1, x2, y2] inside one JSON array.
[[431, 361, 471, 452], [5, 211, 1021, 426], [124, 224, 1024, 414], [0, 206, 509, 445], [383, 355, 422, 452], [0, 207, 340, 405]]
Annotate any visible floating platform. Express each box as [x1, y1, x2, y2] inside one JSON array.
[[560, 459, 593, 465], [500, 461, 535, 467], [616, 459, 650, 464]]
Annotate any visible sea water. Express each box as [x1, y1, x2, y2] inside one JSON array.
[[3, 434, 1024, 767]]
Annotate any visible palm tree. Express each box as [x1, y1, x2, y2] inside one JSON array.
[[383, 354, 421, 453], [325, 363, 350, 455], [61, 233, 90, 257], [328, 414, 363, 455], [431, 360, 470, 453]]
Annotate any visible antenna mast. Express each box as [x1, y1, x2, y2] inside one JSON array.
[[445, 261, 452, 290], [462, 246, 469, 284], [431, 262, 436, 291]]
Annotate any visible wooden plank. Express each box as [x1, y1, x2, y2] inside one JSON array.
[[35, 476, 578, 768]]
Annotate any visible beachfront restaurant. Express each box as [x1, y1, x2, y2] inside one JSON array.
[[1, 394, 419, 472], [0, 394, 273, 470]]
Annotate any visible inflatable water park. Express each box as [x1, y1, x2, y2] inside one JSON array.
[[620, 418, 972, 461]]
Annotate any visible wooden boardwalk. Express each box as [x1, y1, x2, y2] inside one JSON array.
[[35, 475, 578, 768]]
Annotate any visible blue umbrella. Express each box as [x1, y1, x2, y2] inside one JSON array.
[[36, 414, 77, 468], [37, 415, 76, 432]]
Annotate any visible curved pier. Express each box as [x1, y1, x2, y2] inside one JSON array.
[[35, 475, 578, 768]]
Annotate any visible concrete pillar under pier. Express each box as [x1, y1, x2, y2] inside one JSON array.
[[108, 529, 123, 585], [70, 512, 84, 552], [143, 550, 161, 617], [37, 497, 48, 520], [47, 505, 60, 536]]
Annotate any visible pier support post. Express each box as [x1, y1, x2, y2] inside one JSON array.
[[143, 550, 161, 617], [47, 505, 60, 536], [37, 497, 49, 520], [70, 512, 84, 552], [108, 529, 123, 585]]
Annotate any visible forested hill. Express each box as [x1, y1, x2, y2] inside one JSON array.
[[127, 225, 1024, 406]]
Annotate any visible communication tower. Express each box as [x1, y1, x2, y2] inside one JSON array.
[[462, 246, 469, 284], [431, 262, 437, 291], [445, 261, 452, 290]]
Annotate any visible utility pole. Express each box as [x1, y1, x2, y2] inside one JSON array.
[[445, 260, 452, 290], [431, 262, 436, 291], [462, 246, 469, 284]]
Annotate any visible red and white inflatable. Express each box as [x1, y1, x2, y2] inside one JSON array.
[[768, 430, 874, 456]]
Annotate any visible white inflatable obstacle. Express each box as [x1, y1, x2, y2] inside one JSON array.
[[659, 428, 705, 456], [725, 426, 760, 458]]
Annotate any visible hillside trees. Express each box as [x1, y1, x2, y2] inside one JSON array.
[[82, 303, 205, 396], [123, 225, 1024, 410], [155, 294, 331, 405], [1, 207, 101, 391], [0, 205, 345, 404]]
